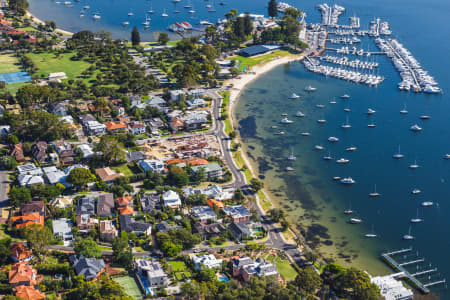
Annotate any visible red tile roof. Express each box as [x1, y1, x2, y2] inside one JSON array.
[[11, 243, 33, 261], [15, 285, 45, 300], [105, 121, 127, 131]]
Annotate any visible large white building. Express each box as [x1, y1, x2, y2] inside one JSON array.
[[191, 254, 223, 270], [371, 275, 413, 300], [135, 259, 169, 287], [162, 190, 182, 209]]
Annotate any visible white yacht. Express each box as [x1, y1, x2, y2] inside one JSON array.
[[349, 218, 362, 224], [402, 226, 414, 240], [285, 166, 294, 171], [369, 184, 380, 197], [301, 132, 311, 136], [323, 152, 333, 160], [410, 209, 423, 223], [421, 201, 433, 207], [128, 10, 134, 16], [400, 104, 408, 114], [280, 118, 293, 124], [287, 148, 296, 161], [411, 189, 421, 195], [336, 158, 349, 164], [314, 145, 324, 150], [289, 93, 300, 99], [317, 119, 326, 124], [122, 21, 130, 26], [316, 104, 325, 108], [365, 225, 377, 238], [366, 108, 376, 115], [393, 145, 404, 159], [295, 111, 305, 117], [346, 146, 357, 152], [161, 9, 169, 17], [341, 116, 351, 129], [328, 136, 339, 142], [275, 131, 285, 135], [341, 94, 351, 99], [419, 115, 431, 120], [340, 177, 355, 184], [304, 85, 317, 92], [410, 124, 422, 132], [409, 160, 419, 169], [367, 123, 376, 128], [443, 154, 450, 160]]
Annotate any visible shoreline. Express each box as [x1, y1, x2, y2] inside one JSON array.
[[26, 11, 74, 36]]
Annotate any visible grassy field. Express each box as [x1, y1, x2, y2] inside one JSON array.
[[113, 276, 143, 300], [233, 50, 291, 71], [26, 51, 97, 84], [168, 261, 187, 272], [0, 54, 22, 74], [112, 164, 134, 177], [267, 256, 298, 281], [4, 82, 31, 94]]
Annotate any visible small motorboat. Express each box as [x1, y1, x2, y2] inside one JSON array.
[[336, 158, 349, 164], [333, 176, 341, 181], [443, 154, 450, 160], [349, 218, 362, 224], [328, 136, 339, 143], [366, 108, 376, 115], [314, 145, 324, 150], [317, 119, 326, 124], [367, 123, 376, 128], [280, 118, 293, 124], [289, 93, 300, 99], [304, 85, 317, 92], [410, 124, 422, 132], [419, 115, 431, 120], [285, 167, 294, 171], [275, 131, 285, 135], [340, 177, 355, 184], [411, 189, 421, 195], [346, 146, 357, 152], [341, 94, 351, 99], [421, 201, 433, 207], [344, 108, 351, 112], [295, 111, 305, 117], [301, 132, 311, 136]]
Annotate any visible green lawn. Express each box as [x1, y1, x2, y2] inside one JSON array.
[[168, 261, 187, 272], [99, 246, 112, 251], [233, 50, 292, 71], [0, 54, 22, 74], [113, 276, 143, 300], [274, 257, 298, 281], [26, 51, 97, 84], [4, 82, 31, 94], [112, 164, 134, 177]]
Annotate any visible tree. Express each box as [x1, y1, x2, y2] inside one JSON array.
[[73, 239, 102, 258], [268, 0, 278, 20], [243, 13, 254, 36], [166, 165, 190, 187], [198, 267, 216, 282], [190, 167, 206, 184], [295, 267, 322, 295], [0, 156, 18, 170], [23, 224, 53, 255], [250, 178, 264, 191], [131, 26, 140, 46], [0, 238, 11, 265], [158, 32, 170, 45], [8, 0, 28, 15], [95, 135, 126, 164], [268, 208, 284, 221], [112, 232, 133, 268], [67, 168, 95, 190], [8, 186, 31, 208]]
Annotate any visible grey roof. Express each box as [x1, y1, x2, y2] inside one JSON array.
[[140, 194, 160, 213], [126, 151, 146, 162], [237, 45, 272, 57], [79, 114, 96, 125], [156, 221, 182, 233], [234, 256, 254, 268], [191, 163, 222, 174], [229, 221, 252, 237], [223, 205, 251, 219], [119, 214, 151, 234], [69, 254, 105, 280], [97, 193, 114, 216], [76, 196, 95, 215], [191, 206, 216, 221], [52, 218, 73, 239]]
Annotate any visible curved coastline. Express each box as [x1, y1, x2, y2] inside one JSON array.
[[26, 10, 74, 36]]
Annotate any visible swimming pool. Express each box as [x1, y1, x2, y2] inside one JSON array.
[[218, 275, 229, 282]]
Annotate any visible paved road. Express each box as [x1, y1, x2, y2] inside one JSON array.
[[0, 170, 9, 208]]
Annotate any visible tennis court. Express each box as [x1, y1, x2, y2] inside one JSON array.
[[0, 71, 31, 84], [113, 276, 143, 299]]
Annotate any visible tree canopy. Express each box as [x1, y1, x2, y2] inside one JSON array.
[[73, 239, 102, 258]]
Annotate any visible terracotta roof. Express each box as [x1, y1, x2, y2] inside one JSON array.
[[11, 144, 24, 161], [129, 122, 145, 129], [119, 206, 134, 215], [207, 199, 225, 209], [0, 19, 12, 26], [116, 196, 132, 207], [95, 167, 124, 182], [9, 263, 38, 285], [105, 121, 127, 130], [170, 118, 184, 128], [9, 213, 44, 229], [11, 243, 32, 261], [15, 285, 45, 300]]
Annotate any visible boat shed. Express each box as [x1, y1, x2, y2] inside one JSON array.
[[237, 45, 274, 57]]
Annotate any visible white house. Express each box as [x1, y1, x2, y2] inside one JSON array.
[[192, 254, 223, 270], [129, 121, 146, 135], [139, 159, 165, 173], [48, 72, 67, 81], [77, 144, 94, 158], [162, 190, 181, 209], [135, 259, 169, 287], [170, 90, 185, 101]]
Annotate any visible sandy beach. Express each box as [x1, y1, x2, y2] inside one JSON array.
[[26, 11, 74, 36]]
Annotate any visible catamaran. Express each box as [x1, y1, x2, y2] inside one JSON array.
[[402, 226, 414, 240], [410, 209, 423, 223], [393, 145, 404, 159], [369, 184, 380, 197]]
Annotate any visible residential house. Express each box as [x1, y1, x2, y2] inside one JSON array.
[[10, 144, 25, 162], [194, 222, 226, 240], [223, 205, 252, 222], [138, 159, 165, 173], [191, 163, 222, 180], [119, 215, 152, 236], [162, 190, 181, 209], [155, 221, 182, 233], [126, 150, 146, 162], [147, 117, 165, 133], [187, 98, 207, 109], [52, 218, 73, 244], [10, 243, 33, 263], [51, 102, 67, 116], [50, 140, 74, 165], [49, 196, 73, 209], [9, 213, 44, 229], [20, 201, 45, 217], [43, 166, 67, 185], [84, 120, 107, 136], [69, 254, 105, 280], [31, 141, 47, 163], [95, 167, 124, 185], [76, 214, 97, 232], [170, 90, 185, 101], [206, 199, 225, 210], [97, 193, 114, 217], [139, 194, 160, 214], [191, 206, 217, 224], [76, 196, 95, 215], [228, 221, 263, 242], [181, 112, 208, 131], [105, 121, 127, 133], [14, 285, 46, 300], [135, 259, 168, 287], [18, 174, 44, 186], [240, 258, 278, 282], [79, 114, 97, 126], [187, 88, 206, 98], [9, 262, 42, 286], [99, 220, 118, 242], [231, 256, 254, 278], [129, 95, 142, 107], [147, 96, 168, 112], [169, 117, 184, 133], [184, 185, 234, 201], [17, 164, 43, 176], [77, 144, 94, 159], [129, 121, 146, 135], [191, 254, 223, 270]]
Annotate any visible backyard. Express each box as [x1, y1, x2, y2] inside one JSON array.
[[167, 261, 192, 281], [265, 254, 298, 281], [113, 276, 143, 300], [112, 164, 135, 177]]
